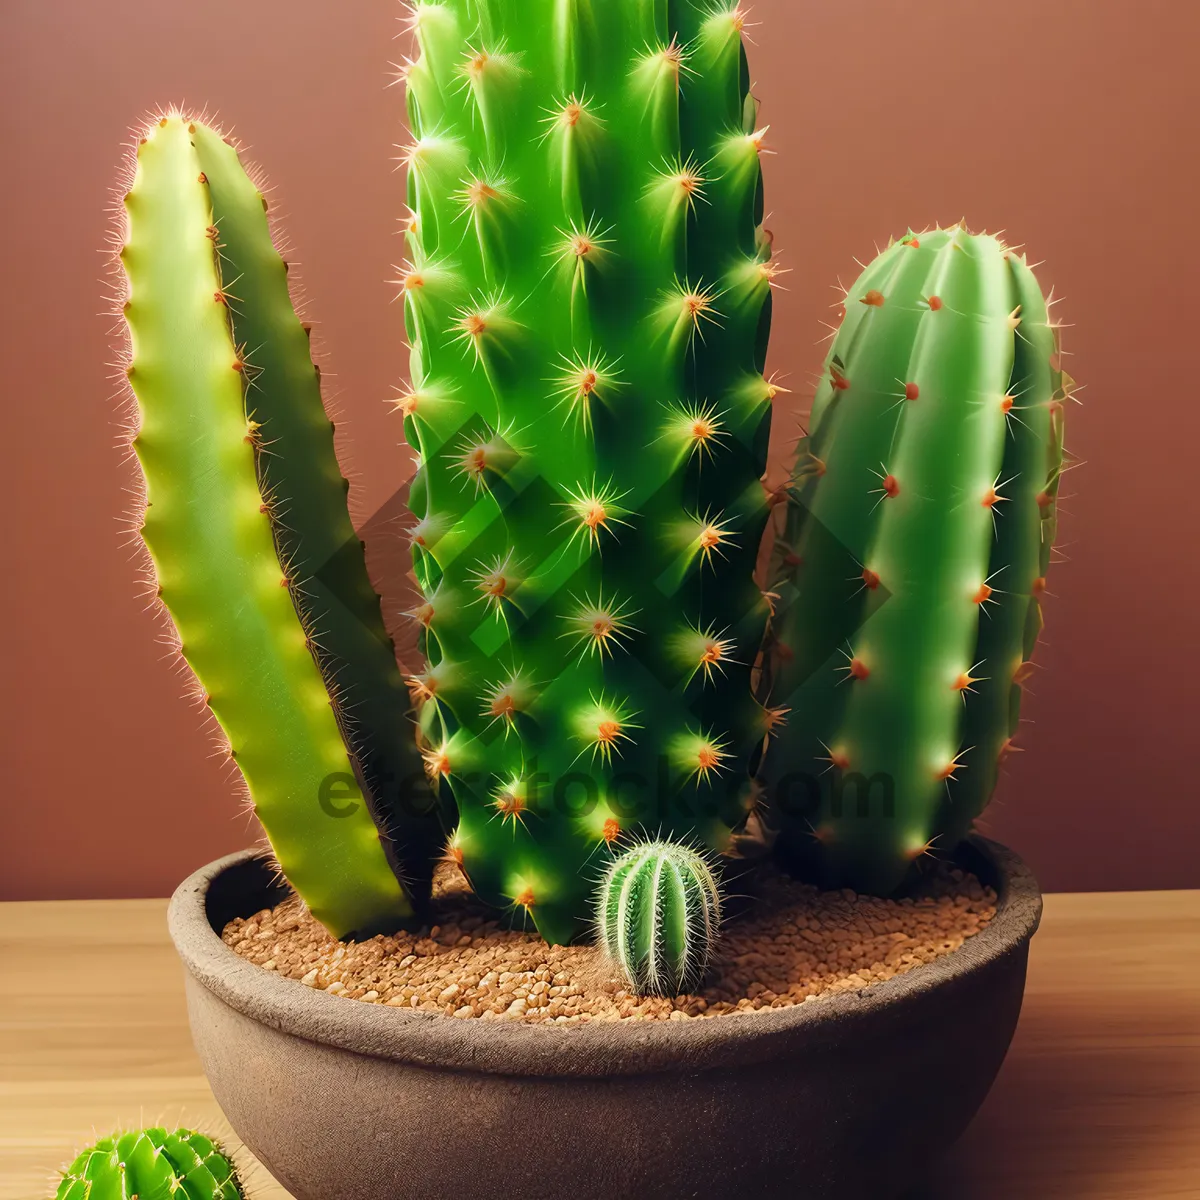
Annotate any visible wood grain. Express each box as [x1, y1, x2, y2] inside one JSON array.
[[1, 891, 1197, 1200]]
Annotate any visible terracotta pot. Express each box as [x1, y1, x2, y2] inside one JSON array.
[[168, 836, 1040, 1200]]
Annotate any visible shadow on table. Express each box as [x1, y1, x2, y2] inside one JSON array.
[[900, 994, 1193, 1199]]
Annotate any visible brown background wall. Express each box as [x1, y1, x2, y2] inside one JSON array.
[[3, 0, 1198, 901]]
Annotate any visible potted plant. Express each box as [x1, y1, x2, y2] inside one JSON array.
[[106, 3, 1069, 1197]]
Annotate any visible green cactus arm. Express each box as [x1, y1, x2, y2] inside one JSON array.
[[54, 1128, 244, 1200], [401, 0, 774, 944], [186, 123, 445, 906], [764, 238, 935, 728], [762, 228, 1066, 894], [120, 115, 412, 936]]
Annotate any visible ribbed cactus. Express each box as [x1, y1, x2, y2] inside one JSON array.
[[54, 1128, 243, 1200], [597, 839, 722, 996], [760, 226, 1067, 894], [400, 0, 776, 943], [118, 115, 431, 936]]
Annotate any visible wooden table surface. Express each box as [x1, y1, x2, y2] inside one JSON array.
[[1, 890, 1197, 1200]]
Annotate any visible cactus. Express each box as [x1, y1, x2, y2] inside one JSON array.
[[186, 122, 445, 906], [400, 0, 776, 943], [54, 1128, 243, 1200], [118, 115, 416, 936], [597, 838, 722, 996], [760, 226, 1068, 895]]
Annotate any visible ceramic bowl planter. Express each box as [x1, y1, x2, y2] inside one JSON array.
[[168, 835, 1040, 1200]]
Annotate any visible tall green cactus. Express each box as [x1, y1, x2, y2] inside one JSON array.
[[761, 227, 1067, 894], [119, 115, 415, 936], [54, 1128, 243, 1200], [400, 0, 776, 942]]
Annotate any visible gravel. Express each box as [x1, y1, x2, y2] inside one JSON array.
[[222, 864, 996, 1024]]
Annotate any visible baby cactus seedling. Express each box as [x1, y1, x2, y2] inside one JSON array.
[[54, 1127, 243, 1200], [597, 839, 723, 996], [761, 226, 1068, 895]]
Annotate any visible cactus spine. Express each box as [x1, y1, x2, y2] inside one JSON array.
[[187, 124, 444, 906], [54, 1128, 243, 1200], [597, 839, 722, 996], [761, 227, 1067, 894], [401, 0, 775, 943], [120, 116, 413, 936]]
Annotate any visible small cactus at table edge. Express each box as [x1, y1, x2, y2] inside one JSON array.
[[598, 839, 723, 997], [116, 114, 438, 937], [400, 0, 777, 945], [759, 225, 1069, 895], [53, 1127, 244, 1200]]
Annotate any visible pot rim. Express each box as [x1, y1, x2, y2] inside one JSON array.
[[168, 835, 1041, 1078]]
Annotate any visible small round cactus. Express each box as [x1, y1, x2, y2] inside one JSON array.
[[54, 1127, 244, 1200], [597, 839, 723, 997]]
